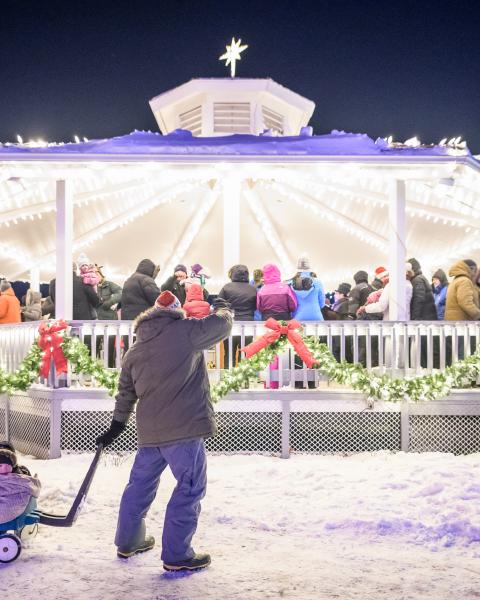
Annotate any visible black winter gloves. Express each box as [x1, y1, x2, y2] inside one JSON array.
[[96, 419, 127, 448]]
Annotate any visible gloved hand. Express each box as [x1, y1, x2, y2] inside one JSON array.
[[212, 297, 231, 311], [96, 419, 127, 448]]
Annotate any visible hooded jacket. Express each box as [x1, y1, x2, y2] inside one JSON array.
[[97, 280, 122, 320], [290, 271, 325, 321], [348, 271, 372, 317], [120, 259, 160, 320], [445, 261, 480, 321], [408, 258, 438, 320], [183, 284, 211, 319], [22, 289, 42, 321], [257, 264, 297, 321], [113, 304, 233, 446], [218, 264, 257, 320], [0, 287, 21, 324]]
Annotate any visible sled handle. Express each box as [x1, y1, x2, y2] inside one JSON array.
[[38, 444, 103, 527]]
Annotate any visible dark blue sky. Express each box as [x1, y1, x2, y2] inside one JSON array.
[[1, 0, 479, 151]]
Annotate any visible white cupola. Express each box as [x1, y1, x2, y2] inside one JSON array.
[[149, 78, 315, 137]]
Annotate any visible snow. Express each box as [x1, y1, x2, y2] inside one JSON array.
[[3, 451, 480, 599], [0, 129, 474, 158]]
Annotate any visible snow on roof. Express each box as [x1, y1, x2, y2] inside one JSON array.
[[0, 130, 475, 159]]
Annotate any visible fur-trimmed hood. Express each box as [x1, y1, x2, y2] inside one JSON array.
[[133, 305, 185, 342]]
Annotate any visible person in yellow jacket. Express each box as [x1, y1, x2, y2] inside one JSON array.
[[445, 259, 480, 321], [0, 281, 21, 324]]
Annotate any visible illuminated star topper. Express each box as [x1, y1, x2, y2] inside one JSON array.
[[219, 37, 248, 78]]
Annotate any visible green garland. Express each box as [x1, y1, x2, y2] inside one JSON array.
[[0, 343, 43, 394], [0, 335, 119, 396], [210, 334, 480, 404], [210, 338, 288, 402], [1, 327, 479, 404], [62, 336, 119, 396]]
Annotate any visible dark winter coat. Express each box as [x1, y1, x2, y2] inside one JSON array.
[[445, 260, 480, 321], [218, 265, 257, 320], [113, 305, 233, 446], [120, 259, 160, 320], [332, 297, 351, 319], [49, 273, 100, 320], [348, 272, 372, 318], [161, 275, 187, 306], [183, 284, 211, 319], [409, 269, 438, 320], [97, 280, 122, 320]]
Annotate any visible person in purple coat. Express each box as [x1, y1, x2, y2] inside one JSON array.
[[256, 263, 297, 321]]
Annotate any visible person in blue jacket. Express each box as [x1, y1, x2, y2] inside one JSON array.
[[432, 268, 448, 320], [289, 256, 325, 321]]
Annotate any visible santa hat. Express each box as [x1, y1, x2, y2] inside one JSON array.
[[0, 448, 17, 475], [374, 266, 389, 280], [156, 290, 181, 310]]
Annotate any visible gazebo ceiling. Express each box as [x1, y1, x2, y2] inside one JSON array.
[[0, 133, 479, 292]]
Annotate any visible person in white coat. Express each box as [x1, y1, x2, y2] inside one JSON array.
[[360, 264, 413, 320]]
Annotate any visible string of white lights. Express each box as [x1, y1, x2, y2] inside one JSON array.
[[262, 180, 388, 251], [243, 187, 294, 276], [162, 188, 219, 276]]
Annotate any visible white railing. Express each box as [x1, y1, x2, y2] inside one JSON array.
[[1, 320, 480, 389]]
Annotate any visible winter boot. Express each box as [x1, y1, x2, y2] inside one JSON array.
[[163, 552, 211, 572], [117, 535, 155, 559]]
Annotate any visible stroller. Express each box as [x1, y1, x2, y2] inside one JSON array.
[[0, 445, 103, 563]]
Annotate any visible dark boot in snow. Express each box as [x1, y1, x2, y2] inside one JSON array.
[[117, 535, 155, 559], [163, 553, 211, 572]]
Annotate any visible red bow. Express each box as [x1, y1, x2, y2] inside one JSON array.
[[241, 318, 317, 368], [38, 320, 68, 378]]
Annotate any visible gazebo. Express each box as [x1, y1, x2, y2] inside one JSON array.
[[1, 76, 480, 460], [0, 76, 479, 319]]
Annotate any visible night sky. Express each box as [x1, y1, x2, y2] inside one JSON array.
[[1, 0, 479, 151]]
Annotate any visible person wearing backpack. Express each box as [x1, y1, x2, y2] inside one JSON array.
[[289, 256, 325, 321]]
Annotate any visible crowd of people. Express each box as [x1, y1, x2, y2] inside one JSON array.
[[1, 253, 480, 326]]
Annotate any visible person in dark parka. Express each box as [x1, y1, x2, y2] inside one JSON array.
[[96, 291, 233, 571], [408, 258, 438, 320], [161, 264, 188, 306], [120, 259, 160, 320], [217, 265, 257, 320], [49, 268, 100, 320], [218, 264, 257, 367], [348, 270, 372, 318]]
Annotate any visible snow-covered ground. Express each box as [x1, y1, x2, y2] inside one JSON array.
[[2, 451, 480, 600]]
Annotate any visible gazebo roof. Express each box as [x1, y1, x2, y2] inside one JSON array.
[[0, 129, 476, 160]]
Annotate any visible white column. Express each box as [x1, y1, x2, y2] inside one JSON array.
[[29, 267, 40, 292], [388, 179, 407, 321], [222, 178, 241, 276], [55, 180, 73, 319]]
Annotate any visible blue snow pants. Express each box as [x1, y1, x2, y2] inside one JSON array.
[[115, 438, 207, 563]]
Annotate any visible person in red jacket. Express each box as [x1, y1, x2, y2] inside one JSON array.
[[0, 281, 21, 324], [183, 284, 211, 319]]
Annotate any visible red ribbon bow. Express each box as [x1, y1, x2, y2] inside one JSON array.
[[38, 320, 68, 378], [241, 318, 317, 368]]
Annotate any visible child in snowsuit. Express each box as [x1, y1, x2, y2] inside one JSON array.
[[77, 253, 101, 292], [183, 284, 211, 319], [0, 447, 41, 525]]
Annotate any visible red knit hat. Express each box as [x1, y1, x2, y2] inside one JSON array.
[[156, 290, 181, 309], [374, 266, 389, 280]]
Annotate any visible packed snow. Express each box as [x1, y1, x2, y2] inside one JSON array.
[[2, 451, 480, 599]]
